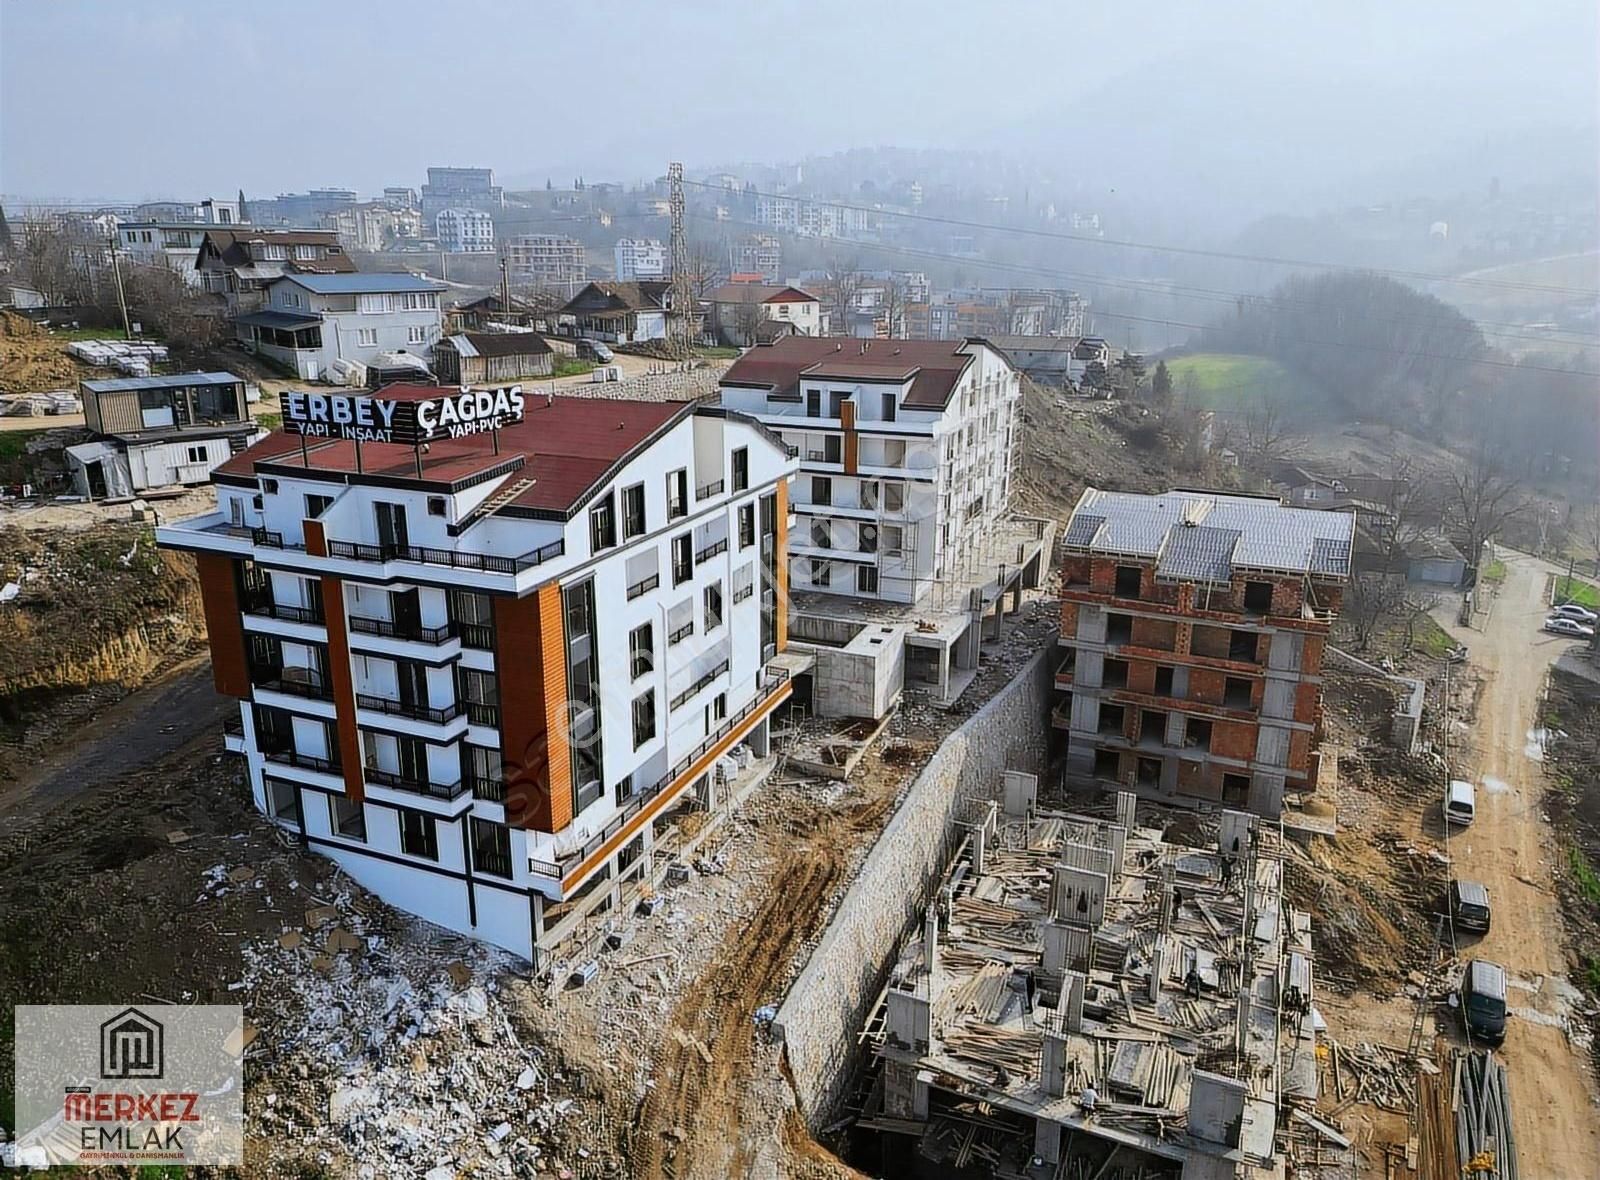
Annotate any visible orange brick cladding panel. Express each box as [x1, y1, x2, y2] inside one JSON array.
[[495, 583, 572, 833], [194, 553, 250, 697]]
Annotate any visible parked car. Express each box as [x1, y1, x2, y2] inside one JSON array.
[[576, 339, 615, 363], [1457, 959, 1508, 1044], [1445, 779, 1476, 827], [1543, 616, 1596, 638], [1449, 879, 1492, 934], [1550, 602, 1598, 624]]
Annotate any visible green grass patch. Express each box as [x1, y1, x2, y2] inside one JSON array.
[[551, 357, 596, 379], [1411, 614, 1457, 659], [694, 345, 741, 359], [255, 412, 282, 430], [1481, 558, 1508, 584], [49, 326, 128, 341], [1554, 575, 1599, 610], [0, 429, 50, 463], [1163, 352, 1305, 411], [1569, 845, 1600, 907]]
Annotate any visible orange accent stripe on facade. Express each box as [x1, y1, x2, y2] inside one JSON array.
[[194, 553, 250, 697], [319, 575, 365, 801], [493, 585, 568, 833], [560, 680, 792, 890], [304, 519, 327, 558], [537, 581, 573, 833], [841, 400, 858, 474]]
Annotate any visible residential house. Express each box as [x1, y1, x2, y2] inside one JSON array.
[[66, 372, 261, 498], [195, 229, 355, 314], [613, 238, 667, 281], [155, 389, 796, 965], [559, 281, 677, 344], [1054, 488, 1353, 817], [325, 203, 424, 252], [718, 336, 1022, 606], [236, 273, 444, 380], [434, 332, 554, 384], [436, 208, 495, 254], [421, 167, 504, 218], [446, 292, 543, 333], [706, 283, 822, 346], [731, 234, 782, 282], [116, 222, 211, 288]]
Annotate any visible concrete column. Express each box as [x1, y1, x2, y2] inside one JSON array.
[[938, 644, 951, 702], [1148, 936, 1167, 1003], [923, 910, 940, 978], [1063, 969, 1087, 1031], [1034, 1116, 1062, 1164], [1041, 919, 1071, 978], [747, 714, 771, 758], [1106, 823, 1127, 883], [971, 819, 987, 875], [1117, 789, 1137, 832], [887, 990, 932, 1055], [1041, 1033, 1069, 1099], [913, 1069, 932, 1120]]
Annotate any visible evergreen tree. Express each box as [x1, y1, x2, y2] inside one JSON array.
[[1151, 359, 1173, 404]]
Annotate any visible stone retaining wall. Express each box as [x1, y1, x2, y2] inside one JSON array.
[[772, 647, 1052, 1121]]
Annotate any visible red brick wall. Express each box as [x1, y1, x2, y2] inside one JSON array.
[[1211, 719, 1259, 761]]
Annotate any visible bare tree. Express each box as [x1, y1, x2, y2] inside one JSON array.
[[15, 212, 97, 307], [112, 263, 227, 352], [824, 254, 862, 335], [731, 296, 762, 346], [683, 236, 723, 302], [1239, 396, 1303, 467], [877, 276, 906, 337], [1445, 438, 1528, 567], [1343, 573, 1409, 650]]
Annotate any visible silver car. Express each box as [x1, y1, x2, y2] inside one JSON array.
[[1550, 602, 1598, 624], [1544, 615, 1596, 638]]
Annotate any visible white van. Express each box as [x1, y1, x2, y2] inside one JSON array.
[[1445, 779, 1476, 827]]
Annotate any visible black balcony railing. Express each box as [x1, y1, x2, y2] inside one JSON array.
[[222, 715, 244, 737], [243, 597, 324, 624], [668, 622, 693, 645], [695, 539, 727, 563], [348, 615, 453, 644], [326, 538, 564, 575], [670, 659, 730, 711], [364, 765, 469, 801], [626, 573, 659, 601], [527, 666, 793, 882], [262, 747, 339, 774], [452, 621, 495, 650], [695, 479, 724, 500], [251, 527, 286, 548], [470, 774, 507, 802], [733, 584, 754, 603], [465, 700, 501, 728], [254, 671, 333, 700], [355, 693, 462, 725], [474, 846, 514, 879]]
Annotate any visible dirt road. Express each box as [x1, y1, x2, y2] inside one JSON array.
[[0, 654, 225, 822], [1436, 552, 1600, 1174]]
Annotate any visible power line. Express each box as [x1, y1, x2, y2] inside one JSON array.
[[687, 214, 1600, 379], [684, 178, 1600, 298]]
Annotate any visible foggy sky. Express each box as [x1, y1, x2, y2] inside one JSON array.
[[2, 0, 1595, 216]]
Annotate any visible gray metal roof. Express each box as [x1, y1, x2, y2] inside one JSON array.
[[1063, 487, 1355, 581], [82, 371, 243, 394], [275, 272, 444, 294], [236, 309, 322, 330]]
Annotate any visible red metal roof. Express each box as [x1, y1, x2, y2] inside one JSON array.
[[720, 336, 978, 409], [224, 391, 692, 515]]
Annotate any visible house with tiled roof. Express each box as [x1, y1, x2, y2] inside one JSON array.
[[195, 228, 354, 314], [557, 280, 682, 345], [706, 282, 822, 346], [237, 272, 444, 381]]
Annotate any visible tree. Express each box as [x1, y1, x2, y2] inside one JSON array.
[[108, 263, 227, 351], [683, 236, 723, 302], [1238, 396, 1302, 467], [1343, 573, 1408, 650], [1150, 359, 1173, 405], [1082, 360, 1112, 396], [0, 204, 13, 255], [1445, 436, 1528, 568], [15, 214, 96, 307], [878, 276, 906, 337]]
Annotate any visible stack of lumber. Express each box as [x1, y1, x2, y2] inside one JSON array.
[[945, 961, 1011, 1022], [1323, 1039, 1415, 1116], [1415, 1065, 1459, 1180], [942, 1022, 1041, 1078], [951, 895, 1037, 951], [1107, 1038, 1188, 1108]]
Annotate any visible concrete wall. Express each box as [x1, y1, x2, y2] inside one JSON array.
[[773, 647, 1052, 1122]]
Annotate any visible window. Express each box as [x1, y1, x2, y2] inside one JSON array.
[[589, 492, 617, 552], [883, 524, 905, 557], [1228, 630, 1258, 662], [812, 476, 832, 506], [630, 622, 654, 678], [733, 562, 755, 602], [1098, 703, 1126, 736], [449, 589, 494, 647], [1154, 666, 1176, 696], [265, 779, 299, 823], [622, 483, 646, 538], [1114, 565, 1142, 598], [293, 244, 318, 261], [858, 524, 879, 554], [299, 492, 332, 519], [1224, 677, 1253, 708], [823, 436, 842, 464], [884, 481, 905, 512], [738, 503, 755, 548], [668, 598, 694, 645], [811, 519, 832, 548], [1185, 718, 1213, 751], [666, 469, 688, 519], [357, 327, 378, 347], [407, 325, 428, 346], [1243, 581, 1273, 612], [732, 447, 749, 492], [857, 565, 879, 594], [882, 439, 906, 466], [810, 559, 831, 587], [470, 818, 512, 878], [632, 690, 657, 748], [329, 796, 366, 841], [261, 245, 288, 261], [672, 534, 693, 585], [399, 810, 438, 860], [712, 693, 728, 722], [1222, 774, 1251, 804], [882, 392, 897, 422], [1102, 658, 1129, 689], [186, 444, 207, 464], [828, 391, 846, 418], [562, 579, 604, 816], [359, 293, 391, 314], [704, 581, 723, 631], [806, 389, 822, 417]]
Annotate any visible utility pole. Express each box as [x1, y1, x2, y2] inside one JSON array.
[[106, 232, 132, 338], [667, 161, 694, 358], [500, 253, 511, 320]]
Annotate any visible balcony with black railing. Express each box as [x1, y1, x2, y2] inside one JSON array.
[[695, 478, 724, 500], [364, 765, 469, 801], [326, 538, 564, 575], [347, 615, 454, 644], [252, 668, 333, 700], [465, 700, 501, 728], [452, 621, 495, 650], [626, 573, 659, 601], [694, 539, 727, 564], [261, 746, 340, 775], [243, 596, 325, 625], [470, 774, 507, 803], [355, 693, 462, 725], [670, 659, 731, 711]]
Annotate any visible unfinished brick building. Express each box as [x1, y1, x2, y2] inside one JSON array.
[[1053, 488, 1353, 817]]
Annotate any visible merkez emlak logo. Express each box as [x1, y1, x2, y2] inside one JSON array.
[[12, 1005, 243, 1167]]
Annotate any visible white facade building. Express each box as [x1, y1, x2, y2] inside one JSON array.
[[156, 390, 796, 965], [719, 336, 1021, 605], [436, 208, 495, 254], [117, 222, 209, 287], [613, 238, 667, 281], [236, 273, 444, 380]]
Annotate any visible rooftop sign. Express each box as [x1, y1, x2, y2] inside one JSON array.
[[281, 387, 525, 446]]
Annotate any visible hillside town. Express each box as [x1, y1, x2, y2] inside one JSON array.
[[3, 7, 1600, 1180]]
